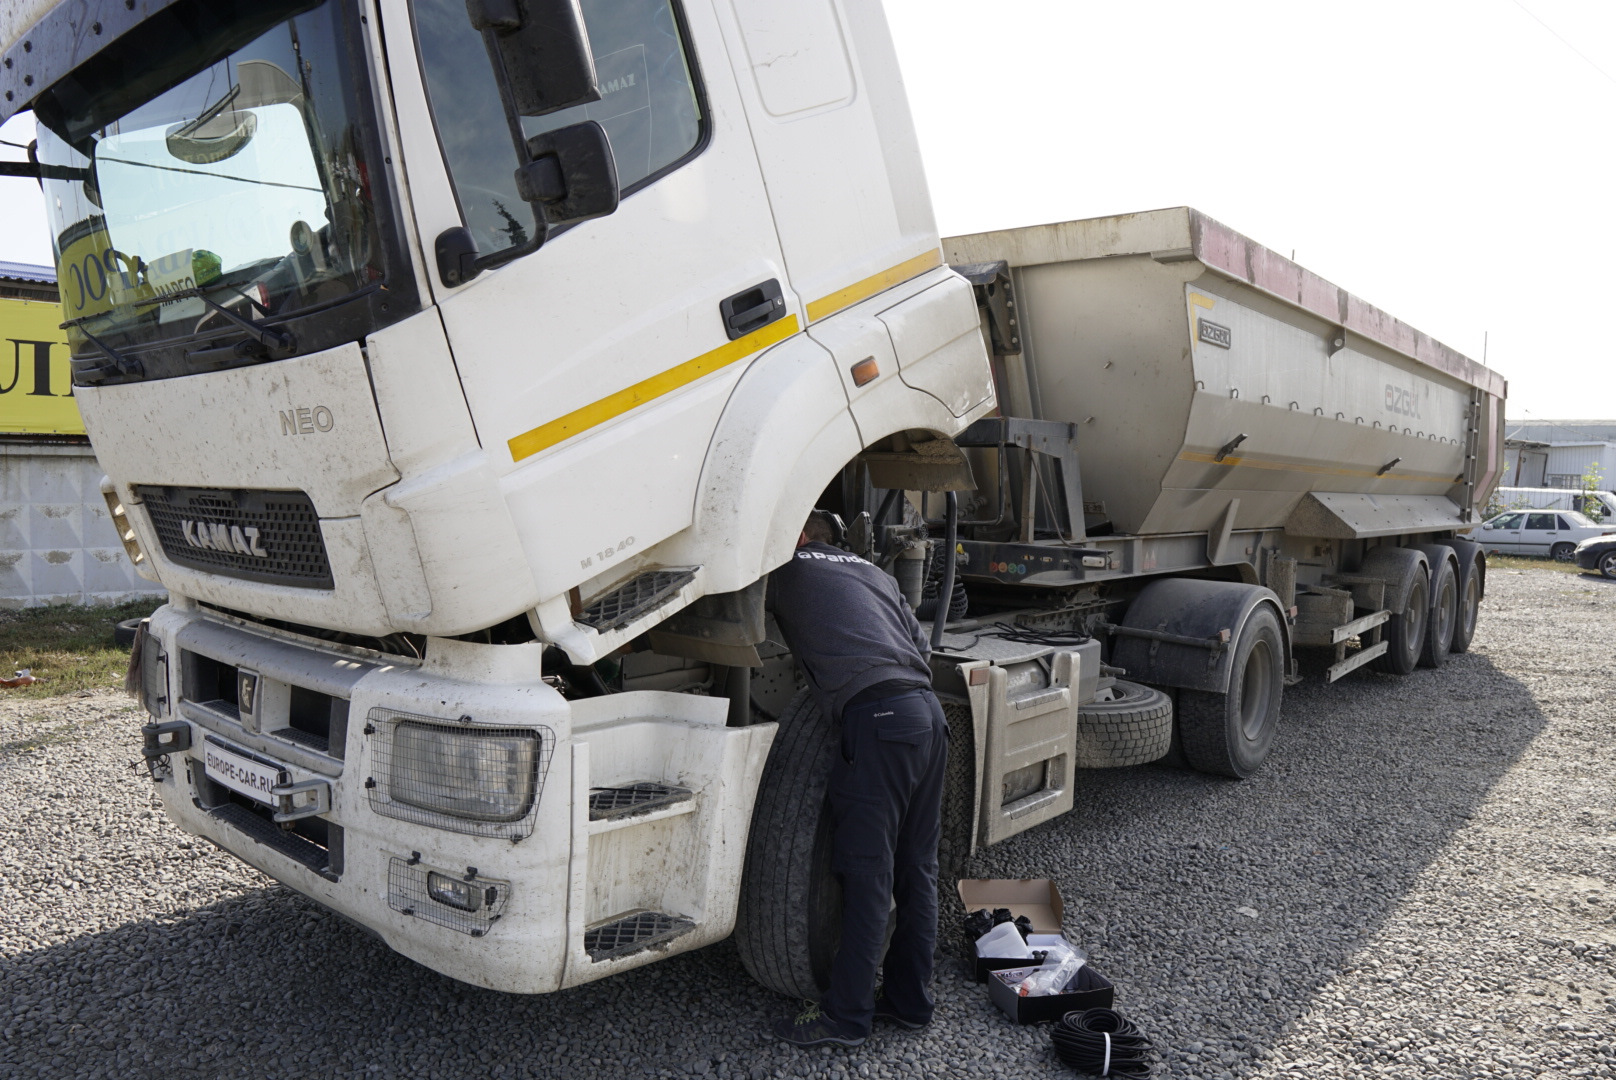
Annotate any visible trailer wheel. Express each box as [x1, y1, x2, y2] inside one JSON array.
[[1440, 541, 1483, 654], [1415, 546, 1458, 668], [1176, 606, 1284, 778], [1073, 680, 1173, 768], [1372, 560, 1428, 676], [734, 689, 840, 1000]]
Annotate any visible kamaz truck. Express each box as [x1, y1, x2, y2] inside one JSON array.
[[1, 0, 1504, 1001]]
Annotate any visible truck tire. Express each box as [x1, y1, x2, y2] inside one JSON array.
[[1371, 557, 1428, 676], [1439, 540, 1483, 654], [1414, 545, 1458, 669], [734, 689, 840, 1000], [115, 618, 143, 649], [735, 689, 970, 997], [1176, 605, 1284, 778], [1073, 679, 1173, 768]]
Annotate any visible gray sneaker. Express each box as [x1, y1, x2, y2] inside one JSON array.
[[772, 1002, 867, 1048]]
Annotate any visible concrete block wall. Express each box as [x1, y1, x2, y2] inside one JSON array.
[[0, 441, 167, 608]]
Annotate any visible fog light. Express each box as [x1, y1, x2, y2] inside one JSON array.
[[427, 871, 487, 912], [389, 722, 539, 822]]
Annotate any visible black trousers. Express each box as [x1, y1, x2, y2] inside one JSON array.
[[821, 687, 948, 1036]]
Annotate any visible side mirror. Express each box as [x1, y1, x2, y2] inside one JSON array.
[[465, 0, 600, 117], [515, 121, 619, 225]]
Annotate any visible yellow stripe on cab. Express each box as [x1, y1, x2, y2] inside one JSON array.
[[507, 314, 800, 463]]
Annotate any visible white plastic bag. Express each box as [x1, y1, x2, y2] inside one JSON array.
[[1015, 948, 1088, 996], [974, 920, 1034, 960]]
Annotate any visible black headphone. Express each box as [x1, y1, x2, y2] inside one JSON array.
[[811, 508, 847, 548]]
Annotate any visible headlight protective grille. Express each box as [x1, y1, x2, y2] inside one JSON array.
[[364, 709, 555, 839]]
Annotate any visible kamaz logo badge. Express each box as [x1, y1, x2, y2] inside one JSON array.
[[182, 520, 268, 558], [1197, 319, 1233, 349]]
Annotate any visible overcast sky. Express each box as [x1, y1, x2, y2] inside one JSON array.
[[3, 0, 1611, 422]]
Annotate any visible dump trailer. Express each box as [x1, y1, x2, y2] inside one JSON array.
[[1, 0, 1502, 1002]]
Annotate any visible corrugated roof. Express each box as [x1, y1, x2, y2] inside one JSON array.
[[0, 259, 56, 284]]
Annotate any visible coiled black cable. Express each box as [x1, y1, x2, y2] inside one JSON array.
[[1050, 1008, 1153, 1077]]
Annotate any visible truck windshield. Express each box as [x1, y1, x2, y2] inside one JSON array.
[[32, 0, 399, 378]]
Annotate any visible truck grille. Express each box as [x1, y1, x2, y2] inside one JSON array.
[[136, 486, 334, 589]]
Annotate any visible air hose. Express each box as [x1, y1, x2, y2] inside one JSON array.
[[1050, 1008, 1153, 1078]]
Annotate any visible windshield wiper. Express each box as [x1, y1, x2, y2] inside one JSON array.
[[59, 314, 143, 382], [136, 286, 295, 351]]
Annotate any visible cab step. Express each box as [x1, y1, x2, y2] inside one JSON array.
[[585, 909, 696, 962], [577, 569, 698, 632], [588, 781, 694, 821]]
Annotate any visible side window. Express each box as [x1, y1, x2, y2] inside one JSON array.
[[412, 0, 705, 259], [1556, 515, 1574, 531], [1491, 513, 1524, 529], [1525, 513, 1556, 530]]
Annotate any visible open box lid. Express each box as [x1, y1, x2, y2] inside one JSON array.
[[957, 878, 1064, 934]]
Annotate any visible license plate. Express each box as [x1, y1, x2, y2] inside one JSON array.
[[203, 740, 285, 806]]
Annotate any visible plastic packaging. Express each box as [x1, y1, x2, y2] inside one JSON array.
[[975, 920, 1034, 960], [1015, 948, 1088, 996]]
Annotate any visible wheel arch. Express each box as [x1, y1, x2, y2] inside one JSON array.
[[1112, 578, 1290, 694], [677, 333, 973, 595]]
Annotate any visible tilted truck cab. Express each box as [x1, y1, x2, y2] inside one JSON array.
[[2, 0, 1505, 1003], [2, 0, 994, 992]]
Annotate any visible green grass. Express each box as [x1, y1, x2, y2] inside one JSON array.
[[1485, 554, 1587, 574], [0, 597, 166, 700]]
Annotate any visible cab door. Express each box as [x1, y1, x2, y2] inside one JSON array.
[[391, 0, 799, 601]]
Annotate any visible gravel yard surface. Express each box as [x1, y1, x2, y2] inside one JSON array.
[[1, 567, 1612, 1079]]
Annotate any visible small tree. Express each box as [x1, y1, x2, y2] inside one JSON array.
[[1580, 459, 1607, 521]]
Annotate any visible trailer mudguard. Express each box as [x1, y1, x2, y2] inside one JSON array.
[[1357, 545, 1431, 614], [1111, 579, 1290, 694]]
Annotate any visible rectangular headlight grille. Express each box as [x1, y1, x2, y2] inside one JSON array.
[[364, 710, 554, 839]]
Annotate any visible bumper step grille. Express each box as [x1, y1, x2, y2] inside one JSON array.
[[588, 782, 693, 821], [210, 803, 338, 881], [577, 569, 696, 632], [585, 910, 695, 962]]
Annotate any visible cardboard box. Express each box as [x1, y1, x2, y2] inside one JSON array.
[[987, 964, 1115, 1024], [957, 878, 1064, 983]]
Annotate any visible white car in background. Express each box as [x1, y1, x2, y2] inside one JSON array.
[[1475, 510, 1616, 560]]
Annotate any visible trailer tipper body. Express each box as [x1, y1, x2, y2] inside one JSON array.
[[2, 0, 1503, 1001]]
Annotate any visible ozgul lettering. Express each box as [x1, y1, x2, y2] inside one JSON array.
[[1384, 384, 1421, 419]]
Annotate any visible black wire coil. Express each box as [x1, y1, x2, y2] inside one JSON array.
[[1050, 1008, 1153, 1077]]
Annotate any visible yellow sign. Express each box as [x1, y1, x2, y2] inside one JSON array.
[[0, 295, 83, 436]]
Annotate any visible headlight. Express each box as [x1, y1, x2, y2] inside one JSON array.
[[388, 722, 539, 822]]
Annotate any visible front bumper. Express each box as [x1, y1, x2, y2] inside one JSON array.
[[139, 602, 775, 993]]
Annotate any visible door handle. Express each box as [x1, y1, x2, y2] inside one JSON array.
[[719, 279, 786, 340]]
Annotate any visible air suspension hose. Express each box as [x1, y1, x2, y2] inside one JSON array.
[[1050, 1008, 1154, 1077]]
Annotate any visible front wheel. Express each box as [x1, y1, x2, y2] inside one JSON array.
[[734, 689, 840, 1000], [1177, 605, 1284, 779], [1551, 542, 1576, 562]]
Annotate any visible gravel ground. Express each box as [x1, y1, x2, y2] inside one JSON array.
[[1, 567, 1612, 1080]]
